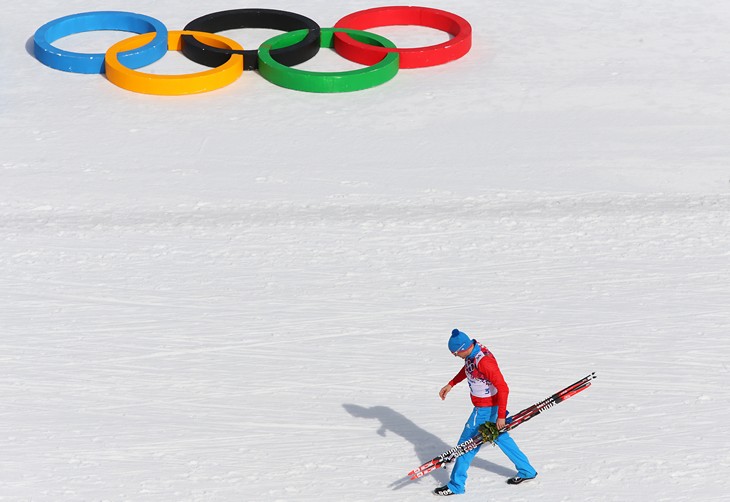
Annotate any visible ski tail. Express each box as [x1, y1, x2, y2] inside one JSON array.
[[505, 372, 596, 431]]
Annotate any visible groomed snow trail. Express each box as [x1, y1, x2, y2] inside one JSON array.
[[2, 193, 728, 501]]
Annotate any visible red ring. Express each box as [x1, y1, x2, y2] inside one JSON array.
[[333, 6, 472, 69]]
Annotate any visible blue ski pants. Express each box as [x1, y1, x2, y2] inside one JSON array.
[[447, 406, 537, 494]]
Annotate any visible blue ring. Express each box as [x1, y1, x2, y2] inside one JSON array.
[[33, 11, 168, 74]]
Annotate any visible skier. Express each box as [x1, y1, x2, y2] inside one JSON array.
[[433, 329, 538, 496]]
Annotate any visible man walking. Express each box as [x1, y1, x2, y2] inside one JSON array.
[[433, 329, 537, 496]]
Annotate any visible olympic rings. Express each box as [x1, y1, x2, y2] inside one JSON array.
[[104, 31, 244, 95], [333, 6, 472, 68], [33, 6, 472, 95], [33, 11, 168, 74], [181, 9, 321, 71], [258, 28, 398, 93]]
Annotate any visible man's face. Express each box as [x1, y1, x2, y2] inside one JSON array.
[[453, 344, 473, 359]]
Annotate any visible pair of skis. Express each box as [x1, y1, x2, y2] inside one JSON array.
[[408, 372, 596, 480]]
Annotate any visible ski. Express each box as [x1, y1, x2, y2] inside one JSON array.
[[503, 371, 596, 432], [408, 372, 596, 480], [408, 436, 483, 480]]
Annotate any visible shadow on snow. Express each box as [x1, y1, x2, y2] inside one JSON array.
[[343, 404, 514, 490]]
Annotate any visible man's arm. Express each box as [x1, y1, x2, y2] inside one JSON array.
[[439, 367, 466, 400], [478, 356, 510, 427]]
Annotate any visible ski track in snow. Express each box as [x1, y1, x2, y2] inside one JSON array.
[[2, 193, 729, 501]]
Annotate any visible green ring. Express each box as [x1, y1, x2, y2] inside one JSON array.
[[258, 28, 399, 93]]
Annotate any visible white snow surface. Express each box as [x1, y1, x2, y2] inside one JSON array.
[[2, 1, 730, 501]]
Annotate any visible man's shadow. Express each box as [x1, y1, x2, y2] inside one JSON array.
[[343, 404, 514, 490]]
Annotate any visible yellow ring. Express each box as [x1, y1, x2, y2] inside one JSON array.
[[104, 30, 244, 95]]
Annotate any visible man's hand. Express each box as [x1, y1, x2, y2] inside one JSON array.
[[439, 384, 453, 400], [496, 418, 506, 430]]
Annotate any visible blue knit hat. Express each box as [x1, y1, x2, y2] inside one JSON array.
[[448, 329, 472, 353]]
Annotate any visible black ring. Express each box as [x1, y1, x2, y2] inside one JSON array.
[[181, 9, 321, 71]]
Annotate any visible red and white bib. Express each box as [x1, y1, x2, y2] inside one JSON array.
[[465, 345, 498, 399]]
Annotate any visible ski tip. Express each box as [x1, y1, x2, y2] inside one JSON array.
[[408, 470, 427, 480]]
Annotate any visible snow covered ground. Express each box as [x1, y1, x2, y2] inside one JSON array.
[[2, 1, 730, 500]]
